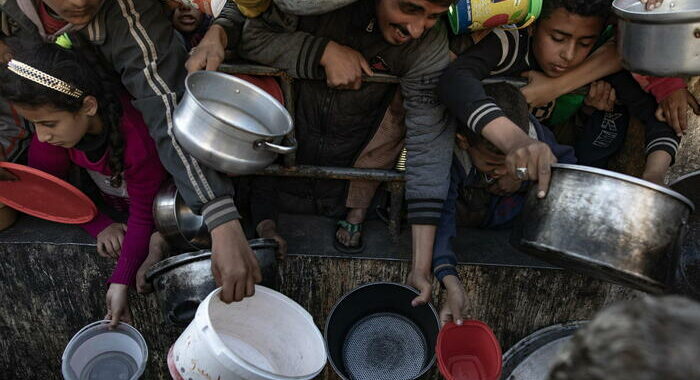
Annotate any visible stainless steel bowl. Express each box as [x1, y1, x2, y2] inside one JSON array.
[[613, 0, 700, 76], [145, 239, 279, 326], [173, 71, 296, 175], [153, 181, 210, 252], [511, 164, 694, 293]]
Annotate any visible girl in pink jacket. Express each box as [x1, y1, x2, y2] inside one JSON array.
[[0, 41, 167, 328]]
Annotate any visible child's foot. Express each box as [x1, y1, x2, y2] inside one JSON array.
[[135, 232, 169, 294], [334, 208, 367, 254]]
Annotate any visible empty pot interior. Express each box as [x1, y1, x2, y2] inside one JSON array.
[[186, 72, 291, 137], [325, 283, 439, 379], [207, 288, 326, 377]]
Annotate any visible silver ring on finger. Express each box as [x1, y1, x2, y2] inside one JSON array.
[[516, 167, 529, 180]]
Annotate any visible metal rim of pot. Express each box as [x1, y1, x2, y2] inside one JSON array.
[[185, 71, 293, 138], [501, 321, 587, 379], [613, 0, 700, 23], [552, 163, 695, 211], [145, 250, 211, 283], [144, 238, 279, 283], [324, 281, 440, 380]]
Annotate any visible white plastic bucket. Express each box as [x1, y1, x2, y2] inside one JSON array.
[[62, 320, 148, 380], [171, 286, 327, 380]]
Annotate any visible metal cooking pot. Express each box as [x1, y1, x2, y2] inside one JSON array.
[[501, 321, 586, 380], [510, 164, 694, 294], [613, 0, 700, 76], [669, 171, 700, 298], [152, 181, 210, 252], [145, 238, 279, 326], [173, 71, 296, 175], [325, 282, 440, 380]]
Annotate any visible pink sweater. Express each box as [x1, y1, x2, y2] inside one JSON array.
[[632, 74, 687, 103], [29, 98, 167, 285]]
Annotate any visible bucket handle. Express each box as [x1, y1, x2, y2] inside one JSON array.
[[254, 139, 297, 155]]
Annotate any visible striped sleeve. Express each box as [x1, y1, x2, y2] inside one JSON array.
[[438, 29, 518, 134], [607, 71, 680, 163]]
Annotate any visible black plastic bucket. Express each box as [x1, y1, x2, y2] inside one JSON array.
[[325, 282, 440, 380]]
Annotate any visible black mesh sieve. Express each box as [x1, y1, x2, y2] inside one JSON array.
[[342, 312, 428, 380]]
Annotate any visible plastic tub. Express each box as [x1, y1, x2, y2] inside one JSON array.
[[62, 320, 148, 380], [171, 286, 326, 380], [436, 321, 502, 380]]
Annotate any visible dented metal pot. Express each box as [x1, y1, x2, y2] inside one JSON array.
[[511, 164, 694, 293], [145, 239, 279, 326]]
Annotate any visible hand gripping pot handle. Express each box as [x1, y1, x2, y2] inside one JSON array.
[[254, 139, 297, 155]]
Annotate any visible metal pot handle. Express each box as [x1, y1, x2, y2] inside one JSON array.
[[254, 139, 297, 155]]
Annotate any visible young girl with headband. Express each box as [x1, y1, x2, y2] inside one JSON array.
[[0, 41, 168, 328]]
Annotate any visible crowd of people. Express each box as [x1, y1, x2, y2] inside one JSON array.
[[0, 0, 696, 338]]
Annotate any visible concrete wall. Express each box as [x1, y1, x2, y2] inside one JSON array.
[[0, 238, 640, 379]]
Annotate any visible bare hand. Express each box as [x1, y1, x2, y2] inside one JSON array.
[[407, 270, 433, 307], [656, 88, 700, 136], [640, 0, 663, 10], [96, 223, 126, 259], [584, 81, 616, 112], [320, 41, 373, 90], [135, 232, 169, 294], [256, 219, 288, 261], [439, 275, 466, 326], [185, 24, 226, 73], [211, 220, 262, 303], [505, 139, 557, 198], [105, 283, 132, 329], [520, 70, 559, 107]]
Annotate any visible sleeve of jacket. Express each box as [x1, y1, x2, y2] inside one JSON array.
[[108, 105, 168, 285], [437, 30, 507, 135], [212, 0, 246, 49], [400, 23, 454, 225], [607, 71, 680, 162], [237, 4, 329, 79], [101, 0, 239, 230]]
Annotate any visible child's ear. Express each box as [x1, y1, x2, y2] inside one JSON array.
[[81, 96, 99, 117]]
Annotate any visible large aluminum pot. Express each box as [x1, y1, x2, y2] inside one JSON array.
[[153, 181, 210, 252], [145, 238, 279, 327], [511, 164, 694, 294], [173, 71, 296, 175], [273, 0, 357, 15], [613, 0, 700, 76]]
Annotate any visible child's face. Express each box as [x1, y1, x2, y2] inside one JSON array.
[[14, 103, 92, 148], [172, 6, 204, 33], [42, 0, 102, 26], [457, 134, 507, 179], [532, 8, 605, 78]]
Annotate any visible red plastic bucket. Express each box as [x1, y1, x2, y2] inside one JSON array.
[[437, 321, 502, 380]]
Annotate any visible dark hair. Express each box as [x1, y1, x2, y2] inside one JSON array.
[[0, 39, 124, 187], [460, 82, 530, 151], [539, 0, 611, 22]]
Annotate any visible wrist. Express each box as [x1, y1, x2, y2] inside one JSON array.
[[319, 41, 337, 67], [211, 219, 243, 237], [206, 24, 228, 47], [442, 274, 462, 289]]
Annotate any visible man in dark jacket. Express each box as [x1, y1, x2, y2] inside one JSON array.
[[201, 0, 457, 305], [0, 0, 262, 314]]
